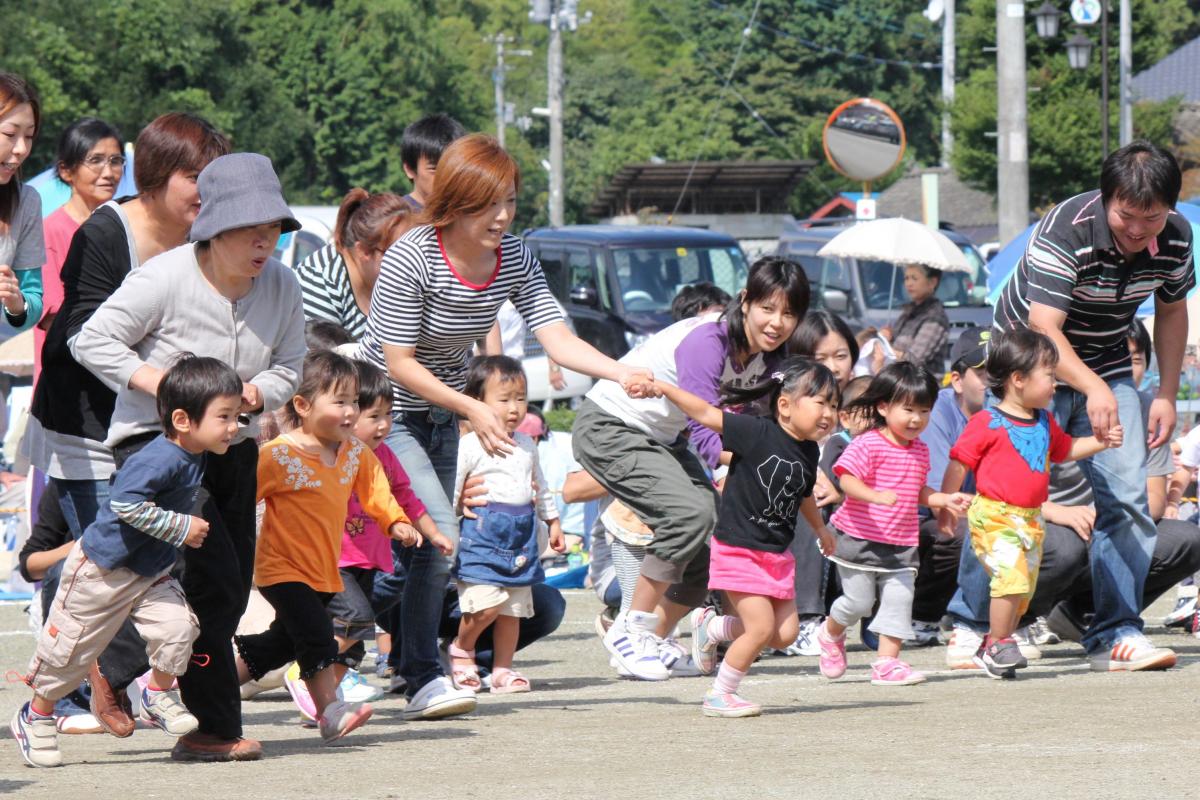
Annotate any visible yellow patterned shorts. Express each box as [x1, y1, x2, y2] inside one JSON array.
[[967, 494, 1045, 613]]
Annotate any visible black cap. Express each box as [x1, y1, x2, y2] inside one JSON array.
[[950, 327, 990, 371]]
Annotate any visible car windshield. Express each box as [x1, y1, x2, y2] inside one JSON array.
[[610, 245, 749, 313], [859, 242, 989, 310]]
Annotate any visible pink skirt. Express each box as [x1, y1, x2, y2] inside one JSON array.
[[708, 537, 796, 600]]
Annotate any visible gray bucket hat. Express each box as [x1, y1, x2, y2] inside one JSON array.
[[189, 153, 301, 242]]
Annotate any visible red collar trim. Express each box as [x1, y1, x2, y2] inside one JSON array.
[[437, 229, 501, 290]]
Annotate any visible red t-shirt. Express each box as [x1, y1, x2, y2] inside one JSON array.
[[949, 407, 1072, 509]]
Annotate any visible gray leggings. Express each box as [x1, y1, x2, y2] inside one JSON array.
[[611, 539, 647, 615], [829, 564, 916, 641]]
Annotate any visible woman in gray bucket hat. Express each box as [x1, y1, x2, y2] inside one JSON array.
[[72, 152, 306, 762]]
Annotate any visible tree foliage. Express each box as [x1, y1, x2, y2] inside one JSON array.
[[1, 0, 1196, 227]]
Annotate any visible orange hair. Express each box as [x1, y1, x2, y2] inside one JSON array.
[[422, 134, 520, 229]]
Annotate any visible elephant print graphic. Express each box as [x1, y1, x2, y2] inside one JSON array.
[[756, 454, 808, 522]]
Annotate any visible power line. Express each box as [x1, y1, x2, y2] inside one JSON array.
[[710, 0, 942, 70], [710, 0, 929, 41], [668, 0, 765, 220]]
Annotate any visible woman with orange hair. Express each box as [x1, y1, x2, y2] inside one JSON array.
[[358, 133, 650, 719]]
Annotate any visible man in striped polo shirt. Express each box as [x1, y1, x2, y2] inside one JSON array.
[[993, 141, 1194, 672]]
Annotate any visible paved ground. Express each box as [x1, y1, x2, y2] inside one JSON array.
[[1, 591, 1198, 799]]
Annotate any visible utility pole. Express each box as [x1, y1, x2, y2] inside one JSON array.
[[548, 12, 564, 226], [942, 0, 956, 167], [488, 34, 532, 150], [995, 1, 1029, 244], [1118, 0, 1132, 145], [1100, 0, 1110, 156]]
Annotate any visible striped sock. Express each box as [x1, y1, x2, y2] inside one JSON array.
[[707, 614, 738, 644], [713, 662, 747, 695]]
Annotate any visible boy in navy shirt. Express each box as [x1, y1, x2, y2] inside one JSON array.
[[13, 355, 243, 768]]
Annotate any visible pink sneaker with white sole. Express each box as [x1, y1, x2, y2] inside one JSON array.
[[869, 657, 925, 686], [817, 621, 847, 679]]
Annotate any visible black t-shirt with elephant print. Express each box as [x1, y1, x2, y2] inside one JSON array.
[[714, 412, 819, 554]]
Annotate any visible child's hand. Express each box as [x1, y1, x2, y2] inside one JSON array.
[[389, 521, 424, 548], [873, 490, 898, 506], [427, 529, 455, 556], [183, 516, 209, 548], [814, 525, 836, 557], [621, 369, 658, 398], [944, 492, 973, 515], [1105, 424, 1124, 448], [548, 519, 566, 553]]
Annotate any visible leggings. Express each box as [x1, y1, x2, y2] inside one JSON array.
[[611, 539, 647, 616]]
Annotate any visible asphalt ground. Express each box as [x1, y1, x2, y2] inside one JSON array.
[[1, 591, 1197, 800]]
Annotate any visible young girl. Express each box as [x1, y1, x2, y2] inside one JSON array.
[[324, 360, 446, 700], [450, 356, 565, 694], [818, 362, 972, 686], [234, 350, 452, 743], [655, 358, 840, 718], [939, 328, 1122, 678]]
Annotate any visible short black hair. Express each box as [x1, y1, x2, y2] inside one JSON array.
[[841, 374, 873, 407], [285, 349, 359, 429], [789, 309, 860, 367], [401, 114, 467, 171], [671, 282, 732, 322], [305, 320, 353, 352], [56, 117, 123, 176], [843, 361, 938, 430], [1100, 140, 1182, 211], [463, 355, 527, 400], [355, 359, 392, 409], [157, 353, 242, 435], [1127, 318, 1151, 357], [985, 327, 1059, 399], [720, 356, 840, 422]]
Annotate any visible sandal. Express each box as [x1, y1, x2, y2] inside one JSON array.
[[489, 668, 531, 694], [447, 641, 482, 692]]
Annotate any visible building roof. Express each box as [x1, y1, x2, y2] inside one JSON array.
[[1133, 36, 1200, 103], [586, 160, 816, 219], [876, 167, 998, 243]]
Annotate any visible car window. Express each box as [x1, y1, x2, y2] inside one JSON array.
[[293, 232, 326, 268], [611, 246, 747, 313], [534, 248, 567, 300], [566, 248, 607, 309]]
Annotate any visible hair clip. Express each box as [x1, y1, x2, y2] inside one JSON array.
[[771, 371, 785, 383]]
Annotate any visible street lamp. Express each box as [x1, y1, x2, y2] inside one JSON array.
[[1033, 2, 1060, 39], [1066, 30, 1094, 69]]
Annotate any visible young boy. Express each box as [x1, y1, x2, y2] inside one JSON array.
[[12, 355, 243, 768], [400, 113, 466, 209]]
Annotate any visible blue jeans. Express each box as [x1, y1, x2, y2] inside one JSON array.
[[53, 478, 109, 540], [383, 407, 460, 697], [948, 379, 1153, 652]]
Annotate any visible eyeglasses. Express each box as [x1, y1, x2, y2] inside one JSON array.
[[80, 155, 126, 171]]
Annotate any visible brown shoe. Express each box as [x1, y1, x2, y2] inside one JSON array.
[[171, 732, 263, 762], [88, 663, 135, 738]]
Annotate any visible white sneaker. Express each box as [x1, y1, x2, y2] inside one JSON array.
[[945, 624, 983, 669], [11, 703, 61, 768], [402, 676, 477, 720], [1026, 616, 1061, 646], [603, 613, 669, 681], [318, 699, 372, 743], [1164, 595, 1197, 627], [337, 669, 384, 703], [658, 637, 702, 677], [1088, 635, 1177, 672], [140, 688, 199, 736], [776, 616, 822, 656], [240, 664, 289, 699], [1011, 626, 1043, 661]]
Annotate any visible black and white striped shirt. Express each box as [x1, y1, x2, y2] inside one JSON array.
[[360, 225, 564, 412], [294, 243, 369, 341], [993, 190, 1194, 381]]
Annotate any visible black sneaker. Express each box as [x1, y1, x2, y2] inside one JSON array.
[[973, 638, 1027, 679]]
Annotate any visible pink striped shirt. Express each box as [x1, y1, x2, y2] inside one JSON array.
[[829, 429, 930, 547]]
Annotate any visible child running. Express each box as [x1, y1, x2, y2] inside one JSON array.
[[818, 362, 972, 686], [656, 357, 840, 718], [13, 355, 241, 768], [450, 356, 565, 694], [939, 328, 1122, 678], [234, 350, 452, 743]]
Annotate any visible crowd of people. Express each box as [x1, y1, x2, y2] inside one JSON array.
[[3, 66, 1199, 768]]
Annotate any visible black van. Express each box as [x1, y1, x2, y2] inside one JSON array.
[[523, 225, 749, 358]]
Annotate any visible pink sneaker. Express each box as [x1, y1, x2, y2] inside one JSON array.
[[284, 663, 318, 721], [701, 689, 762, 718], [869, 657, 926, 686], [817, 621, 847, 679]]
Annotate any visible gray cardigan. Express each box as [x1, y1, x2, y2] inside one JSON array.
[[72, 242, 306, 447]]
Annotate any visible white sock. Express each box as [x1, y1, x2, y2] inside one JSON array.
[[712, 662, 746, 695], [707, 614, 738, 644], [626, 610, 659, 634]]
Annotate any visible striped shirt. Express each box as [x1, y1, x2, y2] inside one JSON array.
[[829, 429, 930, 547], [294, 243, 369, 341], [993, 190, 1194, 381], [359, 225, 564, 412]]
